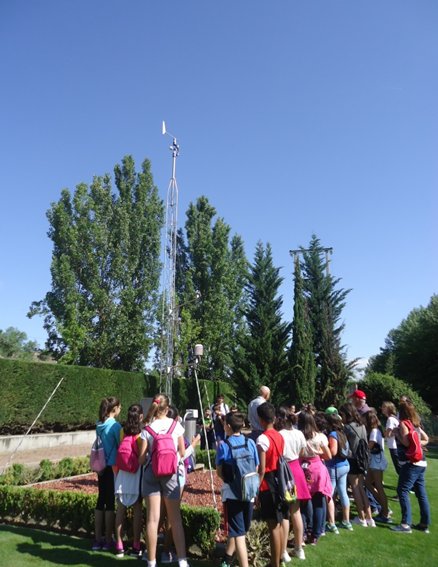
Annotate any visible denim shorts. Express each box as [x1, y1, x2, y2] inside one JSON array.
[[224, 499, 254, 537]]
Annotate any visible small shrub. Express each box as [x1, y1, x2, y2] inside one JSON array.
[[246, 520, 270, 567]]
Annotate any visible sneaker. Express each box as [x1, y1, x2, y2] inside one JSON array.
[[367, 519, 376, 528], [374, 515, 393, 524], [281, 551, 292, 563], [391, 524, 412, 533], [115, 545, 124, 558], [91, 541, 102, 551], [309, 536, 318, 545], [413, 524, 430, 534], [161, 551, 177, 564], [340, 520, 353, 531], [292, 548, 306, 560], [129, 545, 143, 558], [102, 540, 114, 552], [352, 517, 367, 527], [326, 523, 339, 535]]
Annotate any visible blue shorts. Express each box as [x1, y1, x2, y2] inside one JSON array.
[[224, 499, 254, 537]]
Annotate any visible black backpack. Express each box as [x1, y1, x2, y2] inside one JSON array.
[[348, 424, 369, 473], [267, 432, 296, 504]]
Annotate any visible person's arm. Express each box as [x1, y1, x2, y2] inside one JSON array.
[[328, 435, 338, 457], [419, 428, 429, 447], [398, 421, 409, 447], [177, 435, 185, 459], [320, 442, 332, 460], [138, 435, 148, 465], [257, 445, 266, 486]]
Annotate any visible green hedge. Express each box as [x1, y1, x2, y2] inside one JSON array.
[[0, 485, 220, 553], [0, 358, 235, 433]]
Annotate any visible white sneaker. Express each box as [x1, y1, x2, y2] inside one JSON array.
[[352, 517, 367, 527], [293, 548, 306, 560], [282, 551, 292, 563], [367, 519, 376, 528]]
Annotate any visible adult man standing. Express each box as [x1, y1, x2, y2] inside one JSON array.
[[248, 386, 270, 440], [349, 389, 371, 416]]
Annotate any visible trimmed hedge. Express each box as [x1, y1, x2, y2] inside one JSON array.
[[0, 485, 220, 553], [0, 457, 90, 486], [0, 358, 235, 433]]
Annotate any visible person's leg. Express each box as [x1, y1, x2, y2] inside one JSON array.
[[300, 499, 312, 536], [357, 476, 372, 521], [115, 501, 126, 548], [164, 497, 187, 562], [267, 519, 282, 567], [234, 535, 249, 567], [397, 464, 415, 526], [132, 500, 143, 551], [312, 493, 326, 538], [372, 470, 388, 517], [145, 494, 162, 562], [390, 448, 401, 475], [290, 500, 304, 552], [413, 468, 430, 527], [337, 465, 350, 522], [348, 474, 365, 519], [281, 517, 290, 558]]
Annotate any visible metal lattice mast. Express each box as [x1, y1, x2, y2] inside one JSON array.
[[160, 122, 180, 398]]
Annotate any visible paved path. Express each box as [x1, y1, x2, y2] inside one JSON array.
[[0, 443, 90, 469]]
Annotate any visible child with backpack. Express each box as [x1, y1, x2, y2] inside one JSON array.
[[139, 394, 189, 567], [92, 396, 122, 552], [114, 404, 144, 558], [216, 412, 259, 567], [364, 410, 390, 523], [256, 402, 287, 567], [391, 401, 430, 534], [339, 403, 374, 528]]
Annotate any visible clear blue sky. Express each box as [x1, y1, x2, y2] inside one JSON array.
[[1, 1, 437, 366]]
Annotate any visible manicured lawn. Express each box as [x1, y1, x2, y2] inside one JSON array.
[[1, 447, 437, 567]]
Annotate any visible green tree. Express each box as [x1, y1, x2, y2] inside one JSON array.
[[301, 235, 351, 407], [367, 295, 438, 411], [233, 242, 291, 404], [286, 257, 316, 406], [28, 156, 164, 370], [172, 196, 248, 381], [0, 327, 38, 360]]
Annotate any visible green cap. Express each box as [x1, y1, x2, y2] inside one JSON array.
[[325, 406, 338, 415]]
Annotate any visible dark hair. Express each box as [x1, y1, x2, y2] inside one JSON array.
[[339, 402, 363, 426], [275, 406, 296, 431], [257, 402, 276, 424], [399, 401, 420, 428], [314, 411, 328, 434], [225, 412, 245, 432], [98, 396, 120, 422], [123, 404, 143, 436], [167, 405, 179, 420], [326, 414, 348, 454], [364, 410, 381, 434], [297, 411, 319, 440]]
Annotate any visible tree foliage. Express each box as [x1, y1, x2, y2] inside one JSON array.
[[233, 242, 291, 404], [367, 295, 438, 411], [300, 235, 352, 407], [285, 257, 316, 406], [0, 327, 38, 361], [28, 156, 164, 370], [172, 196, 248, 381]]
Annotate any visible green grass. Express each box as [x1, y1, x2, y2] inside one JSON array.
[[1, 448, 437, 567]]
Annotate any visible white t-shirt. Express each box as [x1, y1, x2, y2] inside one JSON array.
[[369, 427, 385, 451], [280, 428, 306, 461], [302, 432, 328, 458], [385, 416, 399, 450]]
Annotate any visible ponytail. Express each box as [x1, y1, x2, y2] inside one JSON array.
[[98, 396, 120, 422], [145, 393, 169, 424]]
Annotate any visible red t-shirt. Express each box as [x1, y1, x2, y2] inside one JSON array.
[[259, 428, 284, 491]]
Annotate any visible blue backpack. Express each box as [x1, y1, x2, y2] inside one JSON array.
[[224, 437, 259, 502]]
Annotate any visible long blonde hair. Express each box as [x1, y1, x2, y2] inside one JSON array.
[[145, 393, 169, 423]]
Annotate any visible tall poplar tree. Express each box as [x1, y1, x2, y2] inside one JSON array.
[[233, 242, 291, 404], [287, 257, 316, 406], [172, 196, 248, 381], [301, 235, 351, 406], [28, 156, 164, 370]]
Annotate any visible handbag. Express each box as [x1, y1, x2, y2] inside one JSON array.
[[90, 434, 106, 473]]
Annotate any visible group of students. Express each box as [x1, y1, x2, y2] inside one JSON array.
[[92, 389, 431, 567], [92, 394, 198, 567]]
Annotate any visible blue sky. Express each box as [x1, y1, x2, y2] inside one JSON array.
[[1, 1, 437, 366]]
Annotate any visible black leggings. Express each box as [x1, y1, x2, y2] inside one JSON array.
[[96, 466, 115, 511], [389, 448, 401, 475]]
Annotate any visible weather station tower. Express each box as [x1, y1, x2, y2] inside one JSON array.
[[160, 121, 180, 399]]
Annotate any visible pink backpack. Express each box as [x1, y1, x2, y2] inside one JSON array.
[[116, 433, 140, 473], [145, 420, 178, 477]]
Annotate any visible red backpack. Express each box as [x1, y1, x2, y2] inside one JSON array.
[[402, 420, 423, 463], [145, 420, 178, 477], [116, 433, 140, 473]]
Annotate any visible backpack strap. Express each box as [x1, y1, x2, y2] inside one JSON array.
[[225, 436, 247, 456], [145, 425, 157, 439], [264, 429, 281, 459], [167, 419, 178, 435]]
